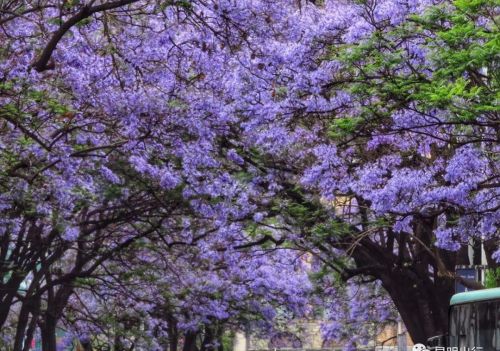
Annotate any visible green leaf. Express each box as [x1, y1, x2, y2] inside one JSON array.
[[48, 17, 64, 26]]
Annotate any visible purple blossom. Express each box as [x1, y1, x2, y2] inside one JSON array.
[[435, 228, 461, 251], [63, 227, 79, 241], [227, 149, 244, 165], [100, 166, 121, 184]]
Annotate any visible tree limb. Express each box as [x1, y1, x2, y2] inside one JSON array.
[[32, 0, 141, 72]]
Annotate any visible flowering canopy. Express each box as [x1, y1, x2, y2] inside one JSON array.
[[0, 0, 498, 350]]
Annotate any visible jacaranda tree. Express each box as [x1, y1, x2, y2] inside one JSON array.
[[227, 0, 498, 343], [0, 0, 498, 350]]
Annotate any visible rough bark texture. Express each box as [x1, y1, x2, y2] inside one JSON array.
[[344, 216, 464, 343]]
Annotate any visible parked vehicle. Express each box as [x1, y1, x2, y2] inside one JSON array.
[[428, 288, 500, 351]]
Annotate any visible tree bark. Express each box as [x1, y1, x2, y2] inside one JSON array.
[[40, 281, 74, 351], [40, 312, 58, 351], [379, 269, 452, 343], [201, 325, 215, 351], [167, 315, 179, 351], [22, 311, 40, 351], [0, 274, 27, 328], [13, 296, 40, 351], [183, 331, 199, 351], [345, 215, 457, 344]]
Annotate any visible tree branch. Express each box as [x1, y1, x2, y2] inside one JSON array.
[[32, 0, 141, 72]]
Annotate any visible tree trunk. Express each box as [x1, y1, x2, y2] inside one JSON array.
[[22, 312, 40, 351], [346, 216, 457, 344], [0, 275, 27, 328], [183, 331, 199, 351], [40, 313, 57, 351], [39, 281, 74, 351], [13, 296, 40, 351], [13, 302, 32, 351], [167, 315, 178, 351], [217, 326, 224, 351], [380, 269, 453, 343], [201, 325, 215, 351]]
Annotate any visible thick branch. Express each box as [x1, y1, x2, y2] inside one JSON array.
[[455, 276, 485, 291], [32, 0, 140, 72]]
